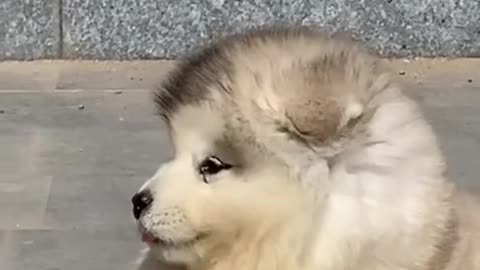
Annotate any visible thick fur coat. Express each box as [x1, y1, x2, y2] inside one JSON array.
[[132, 27, 479, 270]]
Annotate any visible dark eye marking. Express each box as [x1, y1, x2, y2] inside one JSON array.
[[199, 156, 232, 183]]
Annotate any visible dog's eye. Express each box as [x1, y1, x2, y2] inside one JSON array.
[[199, 156, 232, 183]]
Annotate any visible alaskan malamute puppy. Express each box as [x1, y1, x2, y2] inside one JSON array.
[[131, 27, 479, 270]]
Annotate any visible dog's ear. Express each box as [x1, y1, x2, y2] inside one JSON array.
[[255, 62, 367, 144], [282, 92, 364, 143], [247, 45, 390, 145], [268, 51, 394, 145]]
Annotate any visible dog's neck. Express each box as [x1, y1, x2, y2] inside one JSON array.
[[195, 210, 315, 270]]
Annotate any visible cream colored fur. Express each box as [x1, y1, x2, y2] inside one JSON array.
[[133, 28, 479, 270]]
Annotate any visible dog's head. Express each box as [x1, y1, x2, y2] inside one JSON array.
[[131, 27, 389, 268], [133, 102, 310, 266]]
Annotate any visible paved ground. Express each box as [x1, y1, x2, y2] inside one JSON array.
[[0, 59, 479, 270]]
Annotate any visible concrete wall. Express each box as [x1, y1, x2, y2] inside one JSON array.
[[1, 0, 480, 60]]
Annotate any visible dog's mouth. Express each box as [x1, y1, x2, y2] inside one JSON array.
[[138, 225, 207, 248], [141, 230, 161, 246]]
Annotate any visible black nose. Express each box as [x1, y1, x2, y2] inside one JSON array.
[[131, 190, 153, 219]]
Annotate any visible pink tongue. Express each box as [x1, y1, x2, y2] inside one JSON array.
[[142, 233, 159, 245]]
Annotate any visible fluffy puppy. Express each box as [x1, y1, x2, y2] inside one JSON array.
[[131, 26, 479, 270]]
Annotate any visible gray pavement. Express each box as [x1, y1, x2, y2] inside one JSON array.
[[0, 60, 479, 270]]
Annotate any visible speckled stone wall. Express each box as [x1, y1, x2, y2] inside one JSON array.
[[1, 0, 480, 60], [0, 0, 60, 60]]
